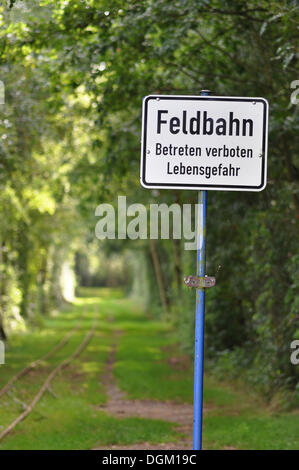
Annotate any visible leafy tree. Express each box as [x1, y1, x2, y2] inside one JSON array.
[[1, 0, 298, 400]]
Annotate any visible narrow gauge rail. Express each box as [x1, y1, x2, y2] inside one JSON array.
[[0, 309, 86, 398], [0, 308, 97, 441]]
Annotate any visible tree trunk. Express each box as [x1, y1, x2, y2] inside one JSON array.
[[282, 136, 299, 219], [172, 237, 182, 292], [149, 239, 169, 316], [17, 224, 31, 318], [0, 318, 6, 341], [38, 250, 48, 315], [0, 242, 7, 340], [172, 190, 182, 292]]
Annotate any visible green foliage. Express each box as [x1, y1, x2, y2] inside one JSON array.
[[205, 414, 299, 450], [0, 0, 298, 399]]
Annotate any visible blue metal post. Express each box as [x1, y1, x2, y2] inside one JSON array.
[[193, 89, 210, 450]]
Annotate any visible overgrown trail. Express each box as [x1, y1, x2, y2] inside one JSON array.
[[0, 288, 298, 450], [94, 337, 194, 450]]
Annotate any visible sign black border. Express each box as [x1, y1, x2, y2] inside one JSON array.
[[141, 96, 268, 191]]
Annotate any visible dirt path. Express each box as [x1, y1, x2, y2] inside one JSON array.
[[93, 335, 206, 450]]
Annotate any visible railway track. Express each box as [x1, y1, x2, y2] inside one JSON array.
[[0, 312, 85, 399], [0, 308, 97, 442]]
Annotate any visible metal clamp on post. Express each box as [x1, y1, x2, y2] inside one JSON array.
[[184, 275, 216, 289]]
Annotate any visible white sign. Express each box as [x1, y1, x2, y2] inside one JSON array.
[[140, 95, 268, 191]]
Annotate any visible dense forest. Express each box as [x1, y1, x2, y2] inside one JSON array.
[[0, 0, 298, 405]]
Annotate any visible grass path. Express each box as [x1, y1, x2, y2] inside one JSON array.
[[0, 288, 298, 450], [94, 333, 193, 449]]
